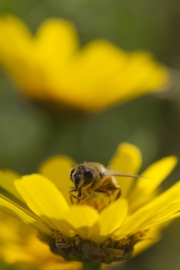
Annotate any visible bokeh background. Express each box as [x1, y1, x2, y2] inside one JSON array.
[[0, 0, 180, 269]]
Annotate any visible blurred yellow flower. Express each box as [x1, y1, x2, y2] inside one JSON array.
[[0, 15, 170, 112], [0, 143, 179, 268], [0, 211, 82, 270]]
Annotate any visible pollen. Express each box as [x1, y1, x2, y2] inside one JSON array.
[[115, 231, 145, 251], [78, 197, 107, 212]]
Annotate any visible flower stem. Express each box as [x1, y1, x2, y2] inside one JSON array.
[[83, 262, 101, 270]]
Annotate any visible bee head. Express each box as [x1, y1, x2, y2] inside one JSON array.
[[70, 165, 95, 190]]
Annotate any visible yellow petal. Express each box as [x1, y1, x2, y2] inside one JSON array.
[[1, 242, 35, 264], [0, 16, 32, 82], [0, 211, 82, 269], [0, 211, 24, 243], [0, 170, 22, 200], [0, 16, 170, 112], [35, 18, 78, 69], [42, 262, 82, 270], [0, 195, 50, 235], [29, 19, 79, 100], [133, 227, 162, 257], [15, 174, 69, 229], [98, 198, 128, 240], [114, 181, 180, 239], [57, 205, 99, 240], [142, 202, 180, 230], [63, 43, 169, 111], [112, 51, 169, 97], [128, 156, 178, 212], [39, 155, 74, 205], [0, 15, 32, 58], [108, 143, 142, 197], [66, 40, 127, 94]]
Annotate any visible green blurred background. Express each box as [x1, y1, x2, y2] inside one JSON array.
[[0, 0, 180, 269]]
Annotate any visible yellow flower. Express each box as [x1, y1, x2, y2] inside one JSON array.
[[0, 143, 179, 269], [0, 15, 170, 112], [0, 211, 82, 270]]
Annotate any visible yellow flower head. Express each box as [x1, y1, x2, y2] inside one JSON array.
[[0, 211, 82, 270], [0, 143, 179, 266], [0, 15, 170, 112]]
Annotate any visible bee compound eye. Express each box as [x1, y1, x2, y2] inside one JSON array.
[[74, 176, 80, 187], [83, 169, 94, 184]]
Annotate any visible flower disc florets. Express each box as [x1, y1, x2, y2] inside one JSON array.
[[49, 231, 145, 263]]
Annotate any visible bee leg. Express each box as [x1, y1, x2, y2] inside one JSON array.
[[69, 192, 78, 204], [70, 194, 74, 204], [77, 190, 92, 202], [114, 188, 121, 200], [108, 186, 121, 201], [76, 190, 82, 204], [109, 187, 121, 203], [77, 190, 81, 198], [68, 188, 79, 204], [95, 187, 121, 203], [77, 198, 80, 204], [82, 189, 92, 202], [69, 189, 92, 204], [71, 190, 83, 205]]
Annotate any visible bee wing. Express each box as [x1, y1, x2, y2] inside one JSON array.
[[104, 170, 146, 179]]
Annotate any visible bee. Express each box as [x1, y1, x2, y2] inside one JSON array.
[[69, 162, 143, 204]]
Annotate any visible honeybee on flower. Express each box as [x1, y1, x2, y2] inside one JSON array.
[[69, 162, 144, 204]]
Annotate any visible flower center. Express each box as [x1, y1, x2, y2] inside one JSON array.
[[50, 231, 146, 263]]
